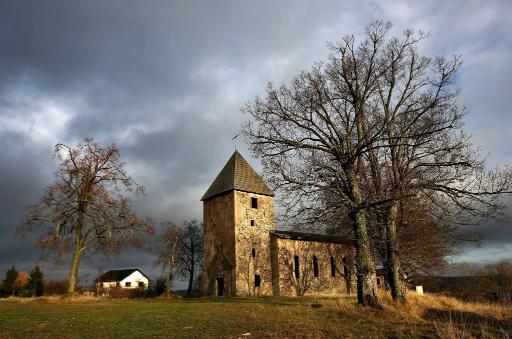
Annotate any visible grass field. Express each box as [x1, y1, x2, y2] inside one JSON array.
[[0, 292, 510, 338]]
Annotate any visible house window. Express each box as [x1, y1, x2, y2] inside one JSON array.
[[251, 197, 258, 209], [125, 282, 131, 287], [254, 275, 261, 288], [252, 248, 256, 258], [138, 281, 145, 288], [330, 256, 336, 277], [377, 278, 381, 286], [313, 256, 319, 277], [116, 282, 121, 287], [294, 255, 300, 278], [250, 219, 255, 226]]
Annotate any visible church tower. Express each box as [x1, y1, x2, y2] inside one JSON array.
[[201, 151, 275, 296]]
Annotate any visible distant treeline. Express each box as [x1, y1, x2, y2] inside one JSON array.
[[413, 261, 512, 303], [1, 265, 202, 299]]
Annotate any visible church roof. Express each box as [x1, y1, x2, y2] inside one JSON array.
[[201, 150, 274, 201]]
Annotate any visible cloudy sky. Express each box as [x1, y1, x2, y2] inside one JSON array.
[[1, 0, 511, 286]]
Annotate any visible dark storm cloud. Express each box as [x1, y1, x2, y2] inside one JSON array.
[[1, 0, 511, 281]]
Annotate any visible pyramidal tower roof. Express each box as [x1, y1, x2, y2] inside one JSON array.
[[201, 150, 274, 201]]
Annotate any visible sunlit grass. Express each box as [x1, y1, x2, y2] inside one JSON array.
[[0, 292, 510, 338]]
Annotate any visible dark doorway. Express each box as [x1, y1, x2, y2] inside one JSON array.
[[254, 274, 261, 288], [216, 277, 224, 297]]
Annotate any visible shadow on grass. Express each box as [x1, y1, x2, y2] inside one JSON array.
[[423, 308, 512, 336], [179, 296, 305, 307]]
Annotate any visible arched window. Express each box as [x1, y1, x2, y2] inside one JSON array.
[[330, 256, 336, 277], [342, 256, 348, 276], [294, 255, 300, 278], [313, 256, 319, 277], [251, 248, 256, 258]]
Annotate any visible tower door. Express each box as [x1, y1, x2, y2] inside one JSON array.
[[216, 277, 224, 297]]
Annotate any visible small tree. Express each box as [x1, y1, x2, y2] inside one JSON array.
[[155, 222, 181, 296], [13, 272, 29, 296], [177, 219, 203, 297], [2, 266, 18, 296], [21, 137, 154, 294], [27, 266, 45, 297]]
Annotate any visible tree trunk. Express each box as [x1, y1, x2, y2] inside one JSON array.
[[166, 270, 174, 296], [349, 165, 380, 308], [386, 201, 406, 302], [187, 270, 194, 297], [351, 209, 380, 307], [67, 244, 83, 294]]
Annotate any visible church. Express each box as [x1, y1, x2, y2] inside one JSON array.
[[201, 151, 355, 297]]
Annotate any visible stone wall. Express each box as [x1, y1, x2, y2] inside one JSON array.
[[234, 191, 276, 296], [203, 188, 355, 298], [202, 191, 236, 296], [270, 235, 355, 296]]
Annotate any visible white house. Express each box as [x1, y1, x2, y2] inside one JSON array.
[[95, 269, 150, 289]]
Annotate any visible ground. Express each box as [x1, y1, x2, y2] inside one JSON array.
[[0, 293, 510, 338]]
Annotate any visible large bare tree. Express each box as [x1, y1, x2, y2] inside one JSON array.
[[243, 23, 392, 307], [22, 137, 154, 294], [362, 24, 512, 302], [243, 21, 512, 306]]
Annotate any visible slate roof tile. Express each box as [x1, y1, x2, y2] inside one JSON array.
[[201, 150, 274, 201]]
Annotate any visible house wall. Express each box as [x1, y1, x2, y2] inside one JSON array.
[[270, 236, 355, 296], [233, 191, 275, 296], [99, 271, 149, 289], [120, 271, 149, 288], [101, 282, 118, 288]]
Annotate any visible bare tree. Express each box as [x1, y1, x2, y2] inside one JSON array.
[[243, 22, 400, 307], [244, 21, 512, 305], [21, 137, 154, 294], [155, 222, 181, 296], [362, 23, 512, 302], [177, 219, 203, 297]]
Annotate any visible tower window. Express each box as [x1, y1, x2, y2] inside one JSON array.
[[294, 255, 300, 278], [252, 248, 256, 257], [313, 256, 319, 277], [254, 274, 261, 287], [330, 256, 336, 277], [250, 219, 255, 226], [251, 197, 258, 209], [342, 257, 348, 276]]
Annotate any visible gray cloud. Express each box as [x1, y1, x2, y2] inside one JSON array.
[[1, 0, 511, 283]]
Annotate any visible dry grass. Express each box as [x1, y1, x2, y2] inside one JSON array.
[[382, 291, 512, 338], [0, 292, 510, 338]]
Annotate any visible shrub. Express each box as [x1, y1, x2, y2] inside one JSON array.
[[44, 280, 69, 296], [102, 286, 156, 299]]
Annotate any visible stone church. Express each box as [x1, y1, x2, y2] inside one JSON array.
[[202, 151, 354, 297]]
